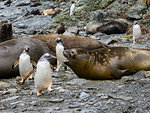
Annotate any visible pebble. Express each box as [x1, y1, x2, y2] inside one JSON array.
[[49, 98, 64, 103], [8, 88, 18, 94], [0, 81, 11, 87], [79, 92, 90, 100], [0, 91, 9, 95]]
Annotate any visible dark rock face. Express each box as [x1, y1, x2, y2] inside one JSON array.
[[0, 20, 12, 42]]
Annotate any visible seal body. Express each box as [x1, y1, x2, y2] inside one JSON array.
[[0, 38, 50, 79], [85, 20, 128, 34], [34, 53, 56, 96], [133, 21, 142, 43], [63, 47, 150, 80]]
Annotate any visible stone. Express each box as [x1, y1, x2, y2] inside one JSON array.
[[67, 27, 79, 35], [0, 20, 12, 42], [0, 81, 11, 88], [79, 92, 90, 99], [49, 98, 64, 103], [8, 88, 18, 94], [144, 71, 150, 78], [127, 4, 147, 19], [67, 78, 89, 85], [0, 91, 9, 95]]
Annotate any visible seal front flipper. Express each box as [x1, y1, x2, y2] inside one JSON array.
[[12, 59, 19, 69], [21, 69, 35, 84]]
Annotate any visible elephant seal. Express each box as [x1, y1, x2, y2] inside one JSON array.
[[29, 34, 107, 54], [85, 20, 128, 35], [63, 47, 150, 80], [0, 38, 51, 79]]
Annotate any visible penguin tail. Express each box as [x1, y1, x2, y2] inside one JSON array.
[[12, 59, 19, 69]]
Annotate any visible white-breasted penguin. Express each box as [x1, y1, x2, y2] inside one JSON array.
[[54, 37, 67, 71], [12, 45, 36, 84], [133, 21, 142, 43], [34, 53, 56, 96], [69, 1, 75, 16]]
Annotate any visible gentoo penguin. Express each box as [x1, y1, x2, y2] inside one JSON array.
[[12, 45, 36, 83], [54, 37, 67, 71], [69, 1, 75, 16], [133, 21, 142, 43], [34, 53, 56, 96], [56, 23, 65, 34]]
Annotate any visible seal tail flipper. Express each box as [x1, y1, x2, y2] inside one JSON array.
[[31, 60, 37, 68], [21, 69, 35, 84], [12, 59, 19, 69]]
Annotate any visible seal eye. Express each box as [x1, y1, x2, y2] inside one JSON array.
[[70, 50, 75, 57]]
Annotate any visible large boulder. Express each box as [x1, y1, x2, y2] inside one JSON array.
[[0, 20, 12, 42]]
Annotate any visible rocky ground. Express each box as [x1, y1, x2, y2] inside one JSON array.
[[0, 0, 150, 113]]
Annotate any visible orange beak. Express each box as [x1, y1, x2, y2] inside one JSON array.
[[51, 56, 57, 59]]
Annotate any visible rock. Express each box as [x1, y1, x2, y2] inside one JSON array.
[[30, 2, 42, 7], [16, 23, 28, 29], [1, 96, 20, 102], [144, 71, 150, 78], [8, 88, 18, 94], [121, 76, 135, 83], [99, 0, 115, 9], [109, 94, 133, 101], [69, 104, 80, 109], [138, 78, 150, 84], [63, 31, 75, 36], [49, 98, 64, 103], [30, 101, 38, 106], [16, 3, 30, 7], [67, 78, 89, 85], [127, 4, 147, 19], [66, 27, 79, 35], [0, 20, 12, 42], [30, 9, 41, 15], [4, 0, 12, 6], [79, 92, 90, 99], [0, 91, 9, 95], [0, 81, 11, 88]]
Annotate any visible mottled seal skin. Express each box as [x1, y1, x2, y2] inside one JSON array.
[[63, 47, 150, 80], [30, 34, 107, 53], [0, 38, 50, 79]]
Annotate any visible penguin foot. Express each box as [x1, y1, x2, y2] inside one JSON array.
[[136, 39, 140, 43], [36, 89, 42, 96], [19, 76, 25, 84], [48, 89, 55, 92]]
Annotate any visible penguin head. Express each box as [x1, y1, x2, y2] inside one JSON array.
[[40, 53, 56, 61], [134, 21, 138, 25], [24, 45, 30, 53], [54, 37, 62, 43], [71, 1, 75, 4], [60, 23, 64, 26]]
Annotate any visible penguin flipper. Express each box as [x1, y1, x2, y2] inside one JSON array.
[[12, 59, 19, 69], [31, 60, 37, 68], [21, 69, 35, 84], [50, 64, 56, 71]]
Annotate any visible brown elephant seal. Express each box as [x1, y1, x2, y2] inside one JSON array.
[[63, 47, 150, 80], [0, 38, 51, 79], [29, 34, 107, 54]]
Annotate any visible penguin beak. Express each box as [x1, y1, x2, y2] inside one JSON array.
[[51, 56, 57, 59], [54, 40, 57, 42]]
